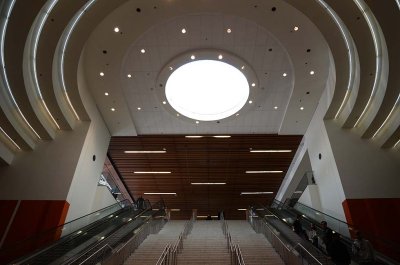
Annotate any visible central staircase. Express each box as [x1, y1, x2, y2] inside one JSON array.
[[228, 220, 285, 265], [177, 220, 230, 265]]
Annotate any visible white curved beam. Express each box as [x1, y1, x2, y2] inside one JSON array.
[[23, 0, 60, 136], [0, 0, 37, 147]]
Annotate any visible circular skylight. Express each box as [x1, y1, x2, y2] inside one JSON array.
[[165, 60, 249, 121]]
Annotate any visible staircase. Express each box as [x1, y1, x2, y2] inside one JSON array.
[[228, 220, 285, 265], [177, 220, 230, 265], [124, 220, 186, 265]]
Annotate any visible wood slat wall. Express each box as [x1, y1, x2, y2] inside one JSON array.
[[108, 134, 302, 219]]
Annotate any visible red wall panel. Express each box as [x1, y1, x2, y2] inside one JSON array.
[[0, 200, 69, 264], [0, 200, 18, 243], [343, 198, 400, 261]]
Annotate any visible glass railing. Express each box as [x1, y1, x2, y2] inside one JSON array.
[[271, 199, 400, 264], [0, 200, 132, 264]]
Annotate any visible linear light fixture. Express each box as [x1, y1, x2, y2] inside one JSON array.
[[294, 191, 303, 194], [0, 126, 21, 150], [144, 192, 177, 195], [185, 136, 203, 138], [197, 215, 218, 218], [213, 135, 231, 138], [170, 209, 181, 211], [237, 209, 247, 211], [191, 182, 226, 185], [134, 171, 171, 174], [250, 150, 292, 153], [246, 170, 283, 173], [124, 150, 166, 154], [240, 192, 273, 195]]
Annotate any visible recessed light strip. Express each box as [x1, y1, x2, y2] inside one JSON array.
[[0, 126, 21, 150], [213, 135, 231, 138], [246, 170, 283, 173], [240, 192, 273, 195], [250, 150, 292, 153], [197, 215, 218, 218], [191, 183, 226, 185], [124, 150, 166, 154], [237, 209, 247, 211], [372, 93, 400, 138], [144, 192, 176, 195], [58, 0, 97, 121], [316, 0, 356, 120], [353, 0, 384, 128], [0, 0, 41, 139], [29, 0, 61, 129], [185, 136, 203, 138], [134, 171, 171, 174]]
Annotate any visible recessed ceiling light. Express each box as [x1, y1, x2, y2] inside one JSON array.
[[283, 73, 287, 77], [236, 113, 239, 116], [218, 54, 223, 60], [300, 107, 304, 110], [240, 192, 274, 195], [250, 150, 292, 153], [162, 101, 167, 105], [294, 26, 299, 31], [191, 183, 226, 185], [195, 120, 199, 124], [176, 113, 180, 116], [241, 66, 245, 70], [249, 100, 253, 104], [125, 150, 166, 154], [169, 66, 173, 71], [190, 55, 195, 60], [251, 83, 256, 87], [181, 28, 186, 34], [227, 28, 232, 33], [144, 192, 177, 195], [104, 92, 109, 96], [127, 74, 132, 78], [246, 170, 283, 173], [310, 70, 315, 75], [100, 72, 104, 76], [141, 49, 146, 54], [274, 106, 278, 110], [114, 27, 120, 33], [110, 108, 115, 112], [137, 107, 141, 110], [213, 135, 231, 138], [134, 171, 171, 174], [185, 136, 203, 138]]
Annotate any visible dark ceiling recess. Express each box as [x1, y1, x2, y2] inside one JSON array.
[[108, 134, 302, 219]]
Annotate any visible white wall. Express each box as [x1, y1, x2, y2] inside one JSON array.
[[325, 120, 400, 199], [278, 56, 347, 221], [91, 185, 117, 212], [65, 53, 110, 221], [0, 122, 89, 200]]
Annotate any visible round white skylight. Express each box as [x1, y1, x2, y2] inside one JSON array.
[[165, 60, 249, 121]]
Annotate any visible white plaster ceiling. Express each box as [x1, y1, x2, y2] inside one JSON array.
[[82, 0, 332, 136]]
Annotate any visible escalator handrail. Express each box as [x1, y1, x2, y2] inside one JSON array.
[[0, 199, 130, 253], [274, 199, 400, 249], [64, 204, 166, 265], [9, 205, 137, 265]]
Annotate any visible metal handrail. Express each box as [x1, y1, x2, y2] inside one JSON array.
[[293, 243, 323, 265], [156, 244, 171, 265], [78, 244, 113, 265], [249, 207, 331, 265]]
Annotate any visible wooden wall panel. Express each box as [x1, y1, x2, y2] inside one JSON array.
[[109, 134, 302, 220]]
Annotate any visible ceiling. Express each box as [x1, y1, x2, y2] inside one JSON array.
[[108, 134, 302, 219]]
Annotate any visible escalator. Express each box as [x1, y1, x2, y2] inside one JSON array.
[[258, 200, 400, 265], [0, 200, 166, 265]]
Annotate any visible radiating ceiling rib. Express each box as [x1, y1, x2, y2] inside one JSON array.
[[0, 0, 45, 144]]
